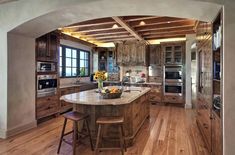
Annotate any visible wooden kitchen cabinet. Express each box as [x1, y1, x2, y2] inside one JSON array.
[[162, 42, 185, 65], [212, 111, 222, 155], [116, 41, 147, 66], [36, 32, 59, 62], [36, 95, 59, 119], [148, 85, 162, 103], [196, 96, 212, 151], [60, 84, 97, 113], [148, 45, 161, 65], [60, 87, 74, 113]]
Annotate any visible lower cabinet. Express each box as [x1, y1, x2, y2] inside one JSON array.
[[163, 95, 184, 104], [60, 87, 75, 113], [60, 84, 97, 113], [196, 96, 222, 155], [148, 85, 162, 103], [212, 111, 222, 155], [36, 95, 59, 119]]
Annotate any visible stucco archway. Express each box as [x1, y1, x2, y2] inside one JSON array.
[[5, 1, 235, 155]]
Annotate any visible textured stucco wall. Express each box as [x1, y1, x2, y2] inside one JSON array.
[[7, 33, 36, 136], [1, 0, 235, 154]]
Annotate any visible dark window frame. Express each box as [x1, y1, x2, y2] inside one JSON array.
[[59, 44, 90, 78]]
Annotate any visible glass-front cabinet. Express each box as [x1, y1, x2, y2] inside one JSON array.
[[163, 43, 184, 65]]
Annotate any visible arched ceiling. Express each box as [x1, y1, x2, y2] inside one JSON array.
[[0, 0, 221, 38]]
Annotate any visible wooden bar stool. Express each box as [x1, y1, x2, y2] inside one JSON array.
[[57, 111, 94, 155], [95, 116, 127, 155]]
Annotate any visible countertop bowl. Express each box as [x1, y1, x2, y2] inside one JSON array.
[[100, 91, 122, 99]]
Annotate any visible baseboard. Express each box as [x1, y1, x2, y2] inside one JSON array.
[[0, 128, 7, 139], [6, 120, 37, 138], [185, 104, 192, 109]]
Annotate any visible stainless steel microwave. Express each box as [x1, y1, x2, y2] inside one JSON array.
[[37, 61, 56, 72]]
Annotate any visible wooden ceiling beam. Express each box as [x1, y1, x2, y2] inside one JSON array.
[[142, 30, 195, 37], [130, 17, 192, 27], [72, 31, 130, 37], [98, 36, 135, 41], [112, 16, 145, 42], [100, 38, 137, 43], [92, 34, 133, 39], [136, 21, 195, 32], [79, 29, 127, 35], [144, 34, 186, 40], [140, 26, 194, 35]]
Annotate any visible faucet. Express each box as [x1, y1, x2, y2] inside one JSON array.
[[75, 74, 82, 84]]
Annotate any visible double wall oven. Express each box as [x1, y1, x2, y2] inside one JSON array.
[[164, 65, 183, 96], [37, 61, 58, 98], [37, 74, 57, 98]]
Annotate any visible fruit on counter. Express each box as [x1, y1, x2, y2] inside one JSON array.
[[101, 87, 122, 94]]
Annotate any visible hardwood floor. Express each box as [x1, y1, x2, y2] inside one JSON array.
[[0, 105, 209, 155]]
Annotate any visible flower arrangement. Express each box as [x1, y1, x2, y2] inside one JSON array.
[[94, 71, 107, 81], [94, 71, 107, 91]]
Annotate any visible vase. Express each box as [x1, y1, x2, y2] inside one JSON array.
[[98, 80, 103, 92]]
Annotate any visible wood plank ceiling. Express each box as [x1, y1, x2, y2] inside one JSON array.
[[60, 16, 197, 44]]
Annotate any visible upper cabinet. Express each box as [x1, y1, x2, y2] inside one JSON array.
[[116, 41, 147, 66], [36, 32, 59, 62], [148, 45, 161, 66], [162, 42, 185, 65]]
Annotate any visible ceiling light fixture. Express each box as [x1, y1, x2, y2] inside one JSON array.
[[112, 24, 119, 29], [167, 21, 171, 24], [139, 21, 146, 26]]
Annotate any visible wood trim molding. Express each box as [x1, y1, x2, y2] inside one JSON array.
[[2, 120, 37, 139], [59, 33, 97, 47]]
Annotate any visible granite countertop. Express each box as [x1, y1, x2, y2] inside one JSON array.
[[60, 87, 151, 106], [60, 82, 95, 89]]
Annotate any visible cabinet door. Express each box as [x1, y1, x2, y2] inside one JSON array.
[[36, 33, 59, 62], [196, 97, 212, 151], [36, 35, 47, 59], [212, 112, 222, 155], [149, 45, 161, 65], [173, 45, 183, 64], [36, 95, 59, 119], [48, 33, 59, 62], [164, 46, 173, 64], [60, 87, 74, 112]]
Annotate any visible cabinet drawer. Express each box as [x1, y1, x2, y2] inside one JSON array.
[[163, 95, 184, 103], [60, 87, 75, 95], [36, 95, 59, 119]]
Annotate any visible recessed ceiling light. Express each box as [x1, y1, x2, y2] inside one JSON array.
[[112, 24, 119, 29], [139, 21, 146, 26], [57, 28, 62, 30], [167, 21, 171, 24]]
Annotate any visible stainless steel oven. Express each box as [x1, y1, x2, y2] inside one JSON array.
[[164, 66, 182, 82], [37, 74, 57, 98], [37, 61, 56, 72], [164, 82, 183, 96]]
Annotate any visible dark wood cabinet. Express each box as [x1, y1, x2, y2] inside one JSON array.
[[36, 33, 59, 62], [59, 84, 97, 113], [60, 87, 74, 113], [36, 95, 59, 119], [36, 32, 60, 120]]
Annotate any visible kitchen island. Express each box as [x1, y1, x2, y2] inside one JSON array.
[[60, 87, 151, 146]]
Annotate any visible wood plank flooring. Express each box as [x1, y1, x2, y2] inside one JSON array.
[[0, 105, 209, 155]]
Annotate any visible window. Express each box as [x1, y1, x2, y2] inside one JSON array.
[[59, 45, 90, 77]]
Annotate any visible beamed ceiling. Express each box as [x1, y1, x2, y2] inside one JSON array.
[[60, 16, 197, 44]]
